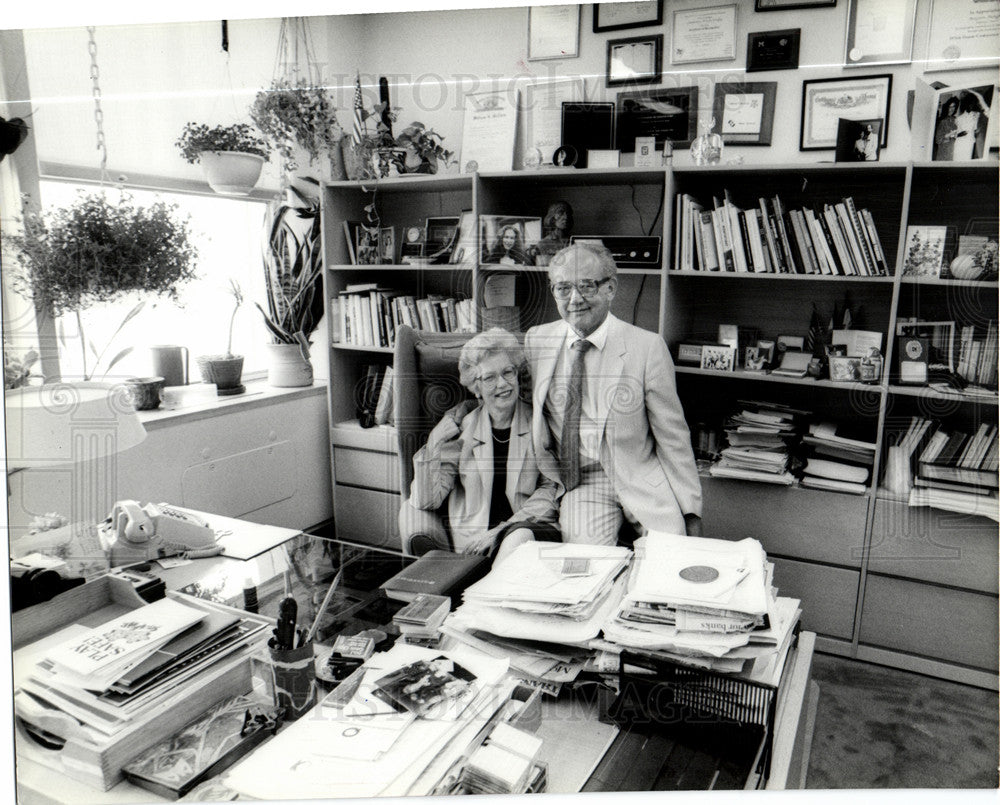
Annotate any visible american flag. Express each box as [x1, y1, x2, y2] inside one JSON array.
[[351, 73, 364, 147]]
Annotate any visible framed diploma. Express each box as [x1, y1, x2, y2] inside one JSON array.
[[925, 0, 1000, 73], [844, 0, 916, 67], [755, 0, 835, 8], [593, 1, 664, 33], [523, 78, 585, 165], [800, 74, 892, 150], [460, 89, 519, 173], [671, 5, 737, 65], [606, 34, 663, 87], [527, 5, 581, 61], [712, 81, 778, 146]]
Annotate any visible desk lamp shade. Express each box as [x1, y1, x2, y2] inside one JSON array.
[[5, 383, 147, 468]]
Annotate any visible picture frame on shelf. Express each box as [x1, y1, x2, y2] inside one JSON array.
[[712, 81, 778, 146], [606, 34, 663, 87], [616, 87, 699, 151], [527, 4, 580, 61], [700, 343, 737, 372], [399, 225, 425, 264], [593, 1, 664, 33], [355, 225, 380, 266], [901, 225, 948, 277], [925, 0, 1000, 74], [800, 73, 892, 150], [745, 346, 768, 371], [746, 28, 800, 72], [829, 355, 863, 382], [926, 83, 997, 162], [379, 226, 396, 264], [755, 0, 836, 9], [480, 215, 543, 266], [677, 343, 706, 365], [450, 210, 477, 266], [834, 117, 883, 162], [561, 101, 616, 168], [424, 216, 460, 265], [671, 5, 737, 65], [844, 0, 917, 67]]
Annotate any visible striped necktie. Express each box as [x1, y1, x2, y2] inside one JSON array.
[[560, 338, 593, 492]]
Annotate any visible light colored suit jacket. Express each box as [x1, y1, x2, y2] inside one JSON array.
[[525, 314, 702, 534], [409, 398, 560, 549]]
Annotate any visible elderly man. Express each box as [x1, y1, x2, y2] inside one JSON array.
[[525, 242, 702, 545]]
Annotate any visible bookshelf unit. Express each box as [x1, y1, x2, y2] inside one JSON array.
[[320, 161, 997, 687]]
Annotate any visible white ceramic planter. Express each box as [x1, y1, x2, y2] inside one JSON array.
[[266, 342, 313, 387], [199, 151, 265, 196]]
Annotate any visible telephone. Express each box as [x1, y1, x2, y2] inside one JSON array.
[[99, 500, 223, 566]]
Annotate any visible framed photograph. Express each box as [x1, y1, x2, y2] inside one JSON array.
[[800, 74, 892, 150], [424, 216, 460, 265], [844, 0, 917, 67], [925, 0, 1000, 73], [528, 4, 580, 61], [677, 343, 706, 365], [355, 225, 380, 266], [829, 355, 863, 382], [606, 34, 663, 87], [755, 0, 836, 9], [712, 81, 778, 146], [672, 5, 737, 65], [378, 226, 396, 264], [930, 84, 997, 162], [616, 87, 699, 151], [479, 215, 543, 266], [594, 1, 664, 33], [700, 344, 737, 372], [747, 28, 801, 72], [834, 118, 883, 161]]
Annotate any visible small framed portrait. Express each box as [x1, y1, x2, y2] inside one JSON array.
[[712, 81, 778, 146], [835, 118, 883, 162], [800, 74, 892, 150], [700, 344, 737, 372], [379, 226, 396, 264], [355, 225, 380, 266], [606, 34, 663, 87], [745, 346, 768, 371], [829, 355, 863, 382]]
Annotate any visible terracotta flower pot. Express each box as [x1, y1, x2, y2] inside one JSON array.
[[199, 151, 265, 196]]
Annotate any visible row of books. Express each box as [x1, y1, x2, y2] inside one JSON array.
[[673, 191, 889, 277], [357, 363, 394, 428], [957, 322, 999, 389], [333, 283, 476, 348], [900, 416, 999, 493]]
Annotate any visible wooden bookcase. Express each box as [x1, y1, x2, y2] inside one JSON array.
[[320, 162, 998, 688]]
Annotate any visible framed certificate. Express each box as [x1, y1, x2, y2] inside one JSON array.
[[924, 0, 1000, 73], [593, 1, 664, 33], [459, 90, 519, 173], [606, 35, 663, 87], [712, 81, 778, 146], [800, 74, 892, 150], [844, 0, 917, 67], [528, 5, 580, 61], [671, 5, 737, 65]]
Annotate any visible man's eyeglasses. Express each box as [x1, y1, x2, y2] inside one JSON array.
[[549, 277, 612, 300], [477, 366, 518, 390]]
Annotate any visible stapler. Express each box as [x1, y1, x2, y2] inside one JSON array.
[[99, 500, 223, 566]]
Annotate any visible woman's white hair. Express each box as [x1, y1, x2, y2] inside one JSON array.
[[457, 327, 528, 391]]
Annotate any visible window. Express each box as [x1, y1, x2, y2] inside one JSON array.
[[37, 181, 270, 382]]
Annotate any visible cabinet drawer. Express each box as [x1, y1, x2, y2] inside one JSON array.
[[869, 500, 999, 593], [333, 446, 400, 493], [334, 486, 401, 552], [702, 478, 866, 568], [771, 558, 859, 640], [860, 574, 999, 671]]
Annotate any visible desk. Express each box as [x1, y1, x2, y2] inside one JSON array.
[[14, 539, 817, 801]]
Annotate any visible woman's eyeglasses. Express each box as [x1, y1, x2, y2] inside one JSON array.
[[477, 366, 518, 390], [549, 277, 612, 299]]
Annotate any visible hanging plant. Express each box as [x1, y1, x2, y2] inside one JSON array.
[[175, 122, 271, 164], [4, 192, 198, 379], [250, 79, 343, 172]]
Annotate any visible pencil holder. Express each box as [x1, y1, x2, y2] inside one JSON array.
[[266, 642, 316, 721]]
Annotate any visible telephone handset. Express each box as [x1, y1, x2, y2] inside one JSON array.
[[99, 500, 223, 566]]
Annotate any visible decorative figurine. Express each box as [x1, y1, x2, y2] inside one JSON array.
[[532, 201, 574, 266]]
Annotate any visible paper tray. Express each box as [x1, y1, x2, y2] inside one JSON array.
[[13, 574, 269, 791]]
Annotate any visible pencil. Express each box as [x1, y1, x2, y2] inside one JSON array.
[[305, 568, 343, 644]]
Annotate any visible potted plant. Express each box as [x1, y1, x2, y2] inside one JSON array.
[[4, 193, 197, 381], [256, 182, 325, 387], [249, 79, 344, 178], [176, 122, 271, 196], [196, 280, 246, 395], [394, 121, 454, 175]]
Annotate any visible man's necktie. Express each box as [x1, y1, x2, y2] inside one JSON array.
[[560, 338, 592, 492]]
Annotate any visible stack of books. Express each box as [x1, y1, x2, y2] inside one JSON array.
[[600, 533, 801, 685], [393, 593, 451, 647], [709, 401, 808, 485], [799, 420, 877, 495], [332, 284, 475, 348], [673, 190, 889, 276]]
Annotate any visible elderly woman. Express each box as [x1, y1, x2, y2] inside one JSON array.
[[402, 328, 561, 560]]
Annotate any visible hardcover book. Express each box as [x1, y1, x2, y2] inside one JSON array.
[[380, 551, 490, 604]]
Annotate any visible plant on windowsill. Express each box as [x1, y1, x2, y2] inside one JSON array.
[[176, 122, 271, 196], [4, 192, 198, 382], [249, 79, 344, 179], [196, 280, 246, 395], [255, 180, 324, 387]]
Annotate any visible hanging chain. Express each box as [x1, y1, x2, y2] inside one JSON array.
[[86, 26, 109, 184]]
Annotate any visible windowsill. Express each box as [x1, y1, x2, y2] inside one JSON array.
[[137, 377, 327, 431]]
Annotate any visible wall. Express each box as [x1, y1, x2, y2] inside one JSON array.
[[357, 1, 998, 166]]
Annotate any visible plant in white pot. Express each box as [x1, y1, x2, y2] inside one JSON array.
[[176, 122, 271, 196], [256, 182, 324, 387], [196, 280, 246, 395]]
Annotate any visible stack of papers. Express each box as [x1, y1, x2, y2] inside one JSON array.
[[710, 401, 808, 485], [459, 722, 543, 795], [601, 533, 800, 682]]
